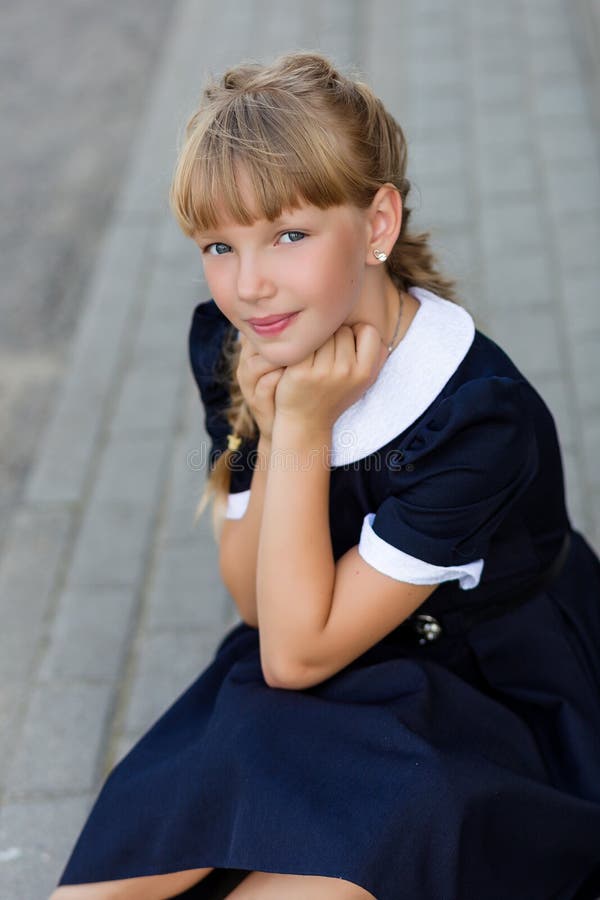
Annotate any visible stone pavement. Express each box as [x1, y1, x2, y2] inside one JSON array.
[[0, 0, 176, 556], [1, 1, 599, 896]]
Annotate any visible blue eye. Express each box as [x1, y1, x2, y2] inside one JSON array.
[[205, 242, 231, 255], [280, 231, 306, 243]]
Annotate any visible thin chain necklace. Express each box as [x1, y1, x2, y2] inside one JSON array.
[[387, 289, 405, 354]]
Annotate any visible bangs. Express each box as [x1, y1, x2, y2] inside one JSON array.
[[170, 91, 364, 236]]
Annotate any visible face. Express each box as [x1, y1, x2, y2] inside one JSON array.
[[193, 196, 371, 366]]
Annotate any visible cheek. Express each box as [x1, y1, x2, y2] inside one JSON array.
[[309, 248, 363, 305], [321, 264, 364, 320], [203, 265, 235, 312], [201, 263, 219, 294]]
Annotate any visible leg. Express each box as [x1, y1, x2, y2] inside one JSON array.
[[226, 870, 377, 899], [48, 867, 214, 900]]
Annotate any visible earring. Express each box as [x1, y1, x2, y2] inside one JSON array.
[[373, 249, 388, 262]]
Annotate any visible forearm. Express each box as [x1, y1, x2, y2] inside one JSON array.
[[218, 435, 271, 627], [256, 416, 335, 683]]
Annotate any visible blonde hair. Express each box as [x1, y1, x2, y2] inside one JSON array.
[[169, 51, 460, 539]]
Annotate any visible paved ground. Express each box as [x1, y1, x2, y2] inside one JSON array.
[[1, 1, 599, 897], [0, 0, 176, 553]]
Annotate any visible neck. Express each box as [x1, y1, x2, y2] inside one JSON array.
[[387, 285, 419, 353]]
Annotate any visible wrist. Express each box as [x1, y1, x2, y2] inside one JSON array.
[[272, 414, 332, 448], [258, 432, 272, 451], [254, 433, 271, 474]]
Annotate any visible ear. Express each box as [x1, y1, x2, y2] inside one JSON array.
[[364, 184, 402, 265]]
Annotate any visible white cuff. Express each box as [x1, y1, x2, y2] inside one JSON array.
[[358, 513, 484, 590], [226, 489, 251, 519]]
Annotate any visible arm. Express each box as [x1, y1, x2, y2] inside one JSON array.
[[218, 434, 271, 628], [256, 417, 438, 690], [218, 332, 285, 628], [256, 416, 336, 684]]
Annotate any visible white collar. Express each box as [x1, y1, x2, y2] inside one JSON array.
[[329, 286, 475, 465]]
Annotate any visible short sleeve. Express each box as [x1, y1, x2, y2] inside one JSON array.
[[357, 377, 540, 590], [188, 300, 257, 517]]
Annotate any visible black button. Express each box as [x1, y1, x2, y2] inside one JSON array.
[[405, 463, 415, 472]]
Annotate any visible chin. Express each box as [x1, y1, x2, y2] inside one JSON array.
[[261, 348, 300, 368], [249, 339, 308, 367]]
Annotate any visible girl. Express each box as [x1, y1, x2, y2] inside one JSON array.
[[52, 52, 600, 900]]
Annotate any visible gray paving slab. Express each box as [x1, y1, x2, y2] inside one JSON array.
[[562, 447, 587, 530], [0, 508, 72, 682], [0, 682, 29, 788], [0, 0, 177, 558], [483, 251, 556, 311], [554, 213, 600, 267], [24, 218, 154, 506], [571, 337, 600, 413], [533, 375, 579, 455], [1, 1, 600, 897], [38, 585, 137, 683], [145, 542, 225, 632], [576, 0, 600, 130], [399, 0, 600, 552], [160, 386, 213, 545], [5, 681, 114, 800], [115, 630, 221, 742], [537, 116, 600, 163], [487, 308, 565, 378], [561, 270, 600, 342], [0, 794, 95, 899], [479, 200, 548, 257]]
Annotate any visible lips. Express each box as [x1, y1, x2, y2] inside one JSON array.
[[248, 311, 299, 336], [247, 312, 297, 325]]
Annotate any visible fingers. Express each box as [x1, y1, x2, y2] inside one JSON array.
[[256, 367, 285, 388], [311, 323, 381, 378], [311, 333, 335, 371], [353, 322, 387, 370], [319, 323, 378, 372], [238, 337, 284, 384], [333, 324, 357, 367]]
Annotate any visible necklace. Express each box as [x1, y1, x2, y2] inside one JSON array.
[[387, 289, 405, 354]]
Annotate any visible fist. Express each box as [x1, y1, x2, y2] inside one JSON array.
[[274, 322, 389, 429], [236, 334, 285, 442]]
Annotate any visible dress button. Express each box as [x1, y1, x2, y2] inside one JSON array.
[[411, 614, 443, 644], [405, 463, 415, 472]]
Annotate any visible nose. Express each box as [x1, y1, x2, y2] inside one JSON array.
[[236, 251, 275, 302]]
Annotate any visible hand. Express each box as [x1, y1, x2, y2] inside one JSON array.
[[273, 323, 389, 431], [236, 334, 285, 442]]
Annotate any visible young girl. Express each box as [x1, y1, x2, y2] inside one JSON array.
[[52, 52, 600, 900]]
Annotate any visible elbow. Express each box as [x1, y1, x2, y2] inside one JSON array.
[[263, 670, 305, 690], [261, 661, 295, 690], [260, 652, 307, 690], [261, 654, 315, 690]]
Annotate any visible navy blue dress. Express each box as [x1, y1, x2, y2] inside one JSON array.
[[57, 287, 600, 900]]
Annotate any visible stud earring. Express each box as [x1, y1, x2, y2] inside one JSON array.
[[373, 249, 388, 262]]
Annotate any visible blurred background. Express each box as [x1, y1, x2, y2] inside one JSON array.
[[1, 1, 600, 896]]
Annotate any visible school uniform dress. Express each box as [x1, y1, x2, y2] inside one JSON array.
[[57, 287, 600, 900]]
